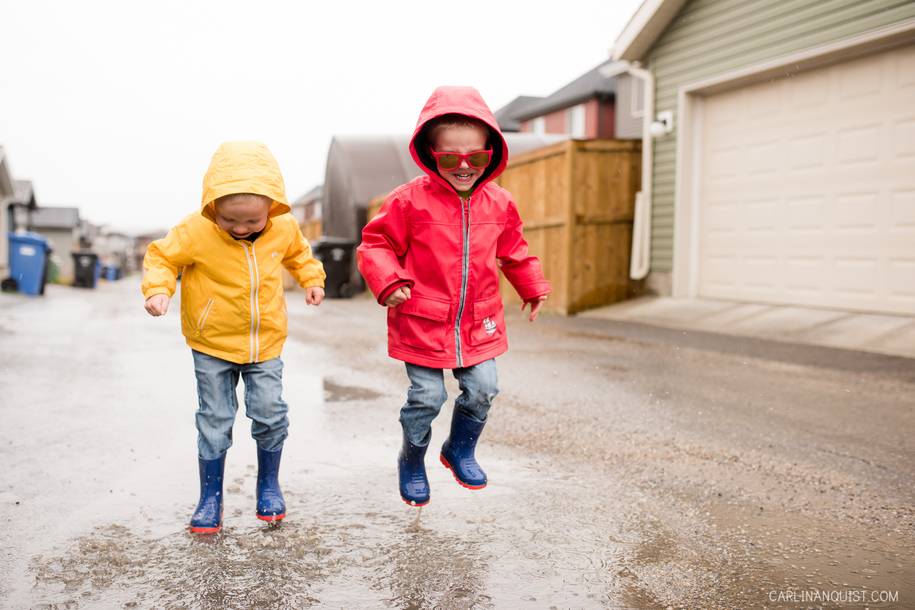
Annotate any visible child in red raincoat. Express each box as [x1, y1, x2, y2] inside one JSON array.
[[357, 86, 551, 506]]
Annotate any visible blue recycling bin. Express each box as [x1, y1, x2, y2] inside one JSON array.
[[8, 232, 52, 296]]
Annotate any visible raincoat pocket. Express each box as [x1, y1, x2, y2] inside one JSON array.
[[398, 296, 450, 351], [469, 294, 504, 346], [195, 298, 216, 336]]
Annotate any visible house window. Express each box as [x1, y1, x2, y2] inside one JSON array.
[[567, 104, 586, 138], [531, 117, 546, 134]]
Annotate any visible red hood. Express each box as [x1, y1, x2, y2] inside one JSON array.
[[409, 86, 508, 192]]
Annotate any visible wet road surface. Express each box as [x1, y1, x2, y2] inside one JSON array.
[[1, 278, 912, 609]]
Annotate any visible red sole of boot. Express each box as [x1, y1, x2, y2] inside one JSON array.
[[190, 510, 223, 533], [257, 513, 286, 521], [401, 496, 429, 507], [440, 454, 487, 490]]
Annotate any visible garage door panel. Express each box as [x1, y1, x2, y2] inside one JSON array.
[[837, 123, 882, 166], [835, 192, 880, 233], [705, 199, 741, 235], [890, 189, 915, 229], [896, 43, 915, 88], [745, 198, 779, 234], [788, 132, 829, 170], [895, 118, 915, 157], [786, 195, 828, 233], [746, 141, 780, 175], [697, 44, 915, 315], [838, 56, 883, 100], [888, 260, 915, 306], [703, 256, 740, 291], [785, 257, 826, 295], [706, 146, 741, 180], [834, 258, 880, 296], [789, 72, 830, 109], [744, 257, 778, 293]]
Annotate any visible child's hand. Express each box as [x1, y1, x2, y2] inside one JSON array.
[[384, 286, 411, 307], [145, 294, 169, 317], [521, 295, 547, 322], [306, 286, 325, 306]]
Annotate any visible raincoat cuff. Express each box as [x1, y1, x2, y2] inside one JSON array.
[[514, 280, 551, 302], [378, 280, 413, 306], [300, 278, 325, 289], [143, 286, 173, 300]]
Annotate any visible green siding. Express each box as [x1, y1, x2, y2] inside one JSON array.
[[644, 0, 915, 273]]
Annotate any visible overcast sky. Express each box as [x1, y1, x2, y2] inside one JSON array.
[[1, 0, 643, 235]]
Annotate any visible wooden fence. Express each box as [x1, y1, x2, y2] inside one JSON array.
[[301, 219, 322, 243], [362, 138, 642, 315], [495, 138, 642, 315]]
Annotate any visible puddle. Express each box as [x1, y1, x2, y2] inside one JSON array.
[[23, 454, 661, 609], [323, 379, 382, 403]]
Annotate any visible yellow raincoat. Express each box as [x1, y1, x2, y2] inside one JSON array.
[[142, 141, 325, 364]]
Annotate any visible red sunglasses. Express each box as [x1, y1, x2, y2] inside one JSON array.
[[430, 149, 493, 171]]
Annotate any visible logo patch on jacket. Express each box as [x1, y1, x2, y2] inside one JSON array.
[[271, 250, 279, 258], [483, 317, 497, 335]]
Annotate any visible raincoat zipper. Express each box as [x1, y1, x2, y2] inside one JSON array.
[[238, 239, 261, 363], [454, 195, 470, 368]]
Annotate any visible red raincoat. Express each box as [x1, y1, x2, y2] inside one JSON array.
[[357, 86, 551, 369]]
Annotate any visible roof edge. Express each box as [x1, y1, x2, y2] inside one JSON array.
[[511, 91, 614, 122], [613, 0, 690, 61]]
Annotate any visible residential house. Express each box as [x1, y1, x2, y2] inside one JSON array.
[[0, 148, 38, 278], [613, 0, 915, 316], [498, 59, 643, 140], [92, 228, 136, 277], [133, 230, 168, 274], [0, 147, 13, 277], [291, 184, 323, 242], [28, 207, 81, 284], [293, 184, 323, 224], [493, 96, 544, 132], [280, 185, 325, 291]]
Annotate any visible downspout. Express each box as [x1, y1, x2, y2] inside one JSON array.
[[621, 61, 655, 281]]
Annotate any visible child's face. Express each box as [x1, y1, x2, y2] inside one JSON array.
[[429, 123, 490, 192], [214, 197, 271, 239]]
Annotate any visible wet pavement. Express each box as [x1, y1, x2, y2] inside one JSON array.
[[0, 278, 913, 609], [579, 296, 915, 360]]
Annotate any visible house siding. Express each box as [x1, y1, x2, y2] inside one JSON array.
[[615, 74, 642, 139], [544, 109, 566, 134], [37, 228, 78, 283], [584, 99, 600, 138], [597, 101, 616, 138], [645, 0, 915, 273]]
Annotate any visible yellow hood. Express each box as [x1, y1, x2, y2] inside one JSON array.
[[200, 141, 291, 223]]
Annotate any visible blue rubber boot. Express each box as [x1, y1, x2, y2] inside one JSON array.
[[440, 408, 488, 489], [256, 446, 286, 522], [398, 432, 430, 506], [189, 454, 226, 533]]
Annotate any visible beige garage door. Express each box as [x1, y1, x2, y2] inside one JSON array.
[[698, 43, 915, 315]]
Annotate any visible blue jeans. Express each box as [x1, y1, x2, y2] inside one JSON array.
[[401, 359, 499, 445], [192, 350, 289, 460]]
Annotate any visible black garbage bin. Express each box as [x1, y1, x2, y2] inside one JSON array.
[[72, 252, 100, 288], [311, 237, 360, 298]]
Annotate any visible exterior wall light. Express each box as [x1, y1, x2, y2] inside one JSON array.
[[649, 110, 673, 137]]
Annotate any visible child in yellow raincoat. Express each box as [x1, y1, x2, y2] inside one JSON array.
[[142, 141, 325, 533]]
